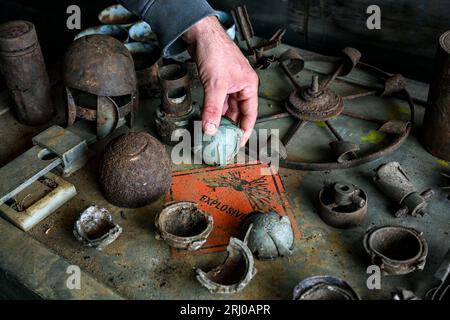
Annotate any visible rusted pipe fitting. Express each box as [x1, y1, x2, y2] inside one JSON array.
[[158, 64, 192, 115], [318, 181, 367, 228], [422, 30, 450, 161], [155, 202, 213, 251], [363, 225, 428, 275], [293, 276, 360, 300], [155, 64, 199, 145], [0, 20, 54, 125], [373, 162, 434, 217], [195, 237, 256, 294]]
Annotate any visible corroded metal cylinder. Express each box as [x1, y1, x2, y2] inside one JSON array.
[[423, 31, 450, 160], [0, 20, 54, 125]]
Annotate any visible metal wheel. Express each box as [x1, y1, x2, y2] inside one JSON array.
[[252, 47, 415, 171]]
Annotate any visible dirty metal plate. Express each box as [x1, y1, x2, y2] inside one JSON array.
[[168, 163, 301, 256], [0, 172, 76, 231], [0, 146, 62, 204]]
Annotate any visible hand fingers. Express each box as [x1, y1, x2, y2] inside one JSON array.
[[202, 82, 228, 135], [237, 88, 258, 147], [224, 96, 240, 123]]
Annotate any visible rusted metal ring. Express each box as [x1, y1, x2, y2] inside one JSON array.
[[293, 276, 360, 300], [318, 181, 368, 228], [363, 225, 428, 275], [155, 201, 214, 251]]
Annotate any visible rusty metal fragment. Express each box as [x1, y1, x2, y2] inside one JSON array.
[[155, 64, 200, 145], [231, 5, 285, 69], [339, 47, 361, 76], [422, 30, 450, 161], [74, 205, 122, 250], [293, 276, 360, 300], [381, 74, 406, 96], [318, 181, 367, 229], [373, 162, 434, 217], [64, 35, 138, 138], [196, 237, 256, 294], [242, 211, 294, 260], [363, 225, 428, 275], [155, 202, 213, 251], [329, 141, 360, 163], [98, 132, 172, 208], [0, 20, 54, 125]]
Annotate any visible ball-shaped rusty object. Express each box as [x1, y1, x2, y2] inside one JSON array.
[[99, 132, 172, 208]]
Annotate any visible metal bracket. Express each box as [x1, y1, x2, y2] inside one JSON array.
[[0, 124, 95, 205]]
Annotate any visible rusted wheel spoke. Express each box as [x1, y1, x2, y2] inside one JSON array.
[[324, 120, 358, 158], [256, 112, 290, 124], [282, 119, 308, 147], [325, 120, 344, 141], [321, 63, 343, 89], [280, 61, 301, 89], [342, 90, 378, 100]]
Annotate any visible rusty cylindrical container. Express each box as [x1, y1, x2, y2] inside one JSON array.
[[0, 20, 54, 125], [422, 30, 450, 160]]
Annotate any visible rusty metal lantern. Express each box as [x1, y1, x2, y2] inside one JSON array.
[[63, 35, 138, 138]]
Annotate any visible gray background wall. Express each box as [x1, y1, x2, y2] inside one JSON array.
[[0, 0, 449, 82], [211, 0, 450, 81]]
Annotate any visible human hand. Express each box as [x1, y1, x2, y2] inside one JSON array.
[[182, 16, 259, 146]]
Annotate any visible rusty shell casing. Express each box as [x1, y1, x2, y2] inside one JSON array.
[[422, 31, 450, 160], [0, 20, 54, 125]]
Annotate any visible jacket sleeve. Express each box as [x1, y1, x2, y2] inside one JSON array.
[[118, 0, 217, 57]]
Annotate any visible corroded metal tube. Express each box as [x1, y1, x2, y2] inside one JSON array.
[[422, 30, 450, 160], [0, 20, 54, 125]]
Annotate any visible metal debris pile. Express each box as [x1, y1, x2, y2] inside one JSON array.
[[0, 4, 448, 301]]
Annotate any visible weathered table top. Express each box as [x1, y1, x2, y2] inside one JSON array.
[[0, 44, 448, 300]]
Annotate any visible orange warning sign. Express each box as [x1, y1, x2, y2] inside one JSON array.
[[167, 163, 301, 256]]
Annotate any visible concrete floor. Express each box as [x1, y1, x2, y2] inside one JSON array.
[[0, 44, 449, 300]]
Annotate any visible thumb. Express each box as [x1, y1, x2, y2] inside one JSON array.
[[202, 83, 228, 135]]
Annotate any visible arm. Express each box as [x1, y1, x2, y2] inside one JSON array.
[[119, 1, 259, 145]]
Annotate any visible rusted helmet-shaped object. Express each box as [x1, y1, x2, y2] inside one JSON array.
[[99, 132, 172, 208], [63, 35, 138, 138]]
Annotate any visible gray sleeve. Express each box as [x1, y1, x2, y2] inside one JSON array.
[[118, 0, 217, 57]]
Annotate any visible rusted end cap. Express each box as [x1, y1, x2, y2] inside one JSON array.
[[0, 20, 37, 52]]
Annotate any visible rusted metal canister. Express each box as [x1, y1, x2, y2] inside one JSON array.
[[422, 31, 450, 160], [0, 20, 54, 125]]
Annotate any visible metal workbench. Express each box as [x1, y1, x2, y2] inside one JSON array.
[[0, 44, 448, 300]]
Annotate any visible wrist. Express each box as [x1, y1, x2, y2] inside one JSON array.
[[182, 15, 223, 45]]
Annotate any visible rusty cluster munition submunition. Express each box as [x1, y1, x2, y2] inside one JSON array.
[[0, 20, 54, 125], [422, 30, 450, 161]]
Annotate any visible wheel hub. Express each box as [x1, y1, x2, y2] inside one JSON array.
[[286, 76, 344, 121]]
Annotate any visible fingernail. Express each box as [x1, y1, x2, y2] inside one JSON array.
[[204, 122, 218, 135]]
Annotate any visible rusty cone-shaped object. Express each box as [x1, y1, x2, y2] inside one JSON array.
[[99, 132, 171, 208]]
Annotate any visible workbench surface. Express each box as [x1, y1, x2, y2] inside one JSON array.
[[0, 44, 448, 300]]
